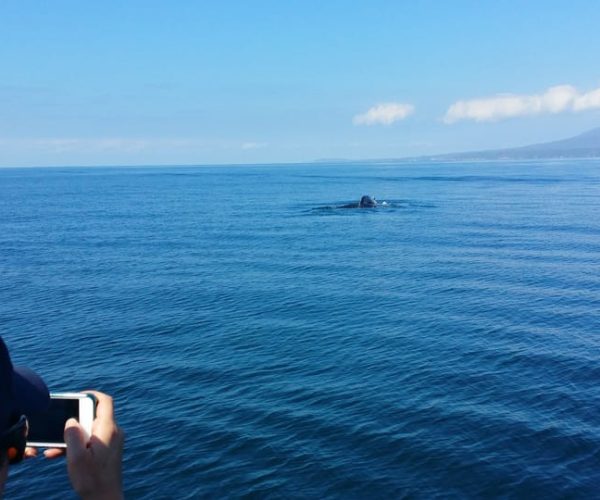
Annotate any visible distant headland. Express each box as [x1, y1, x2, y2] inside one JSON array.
[[315, 126, 600, 164], [421, 126, 600, 162]]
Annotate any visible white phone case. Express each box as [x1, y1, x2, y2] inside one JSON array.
[[27, 392, 96, 448]]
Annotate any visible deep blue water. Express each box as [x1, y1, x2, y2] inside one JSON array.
[[2, 161, 600, 499]]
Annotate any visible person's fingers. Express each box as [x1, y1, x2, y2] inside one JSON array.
[[64, 418, 87, 461], [83, 390, 118, 444], [43, 448, 65, 459], [84, 390, 114, 421], [24, 447, 37, 458]]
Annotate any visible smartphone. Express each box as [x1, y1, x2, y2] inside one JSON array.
[[26, 393, 97, 448]]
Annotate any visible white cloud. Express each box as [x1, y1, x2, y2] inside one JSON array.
[[353, 102, 415, 126], [444, 84, 600, 124], [574, 87, 600, 111]]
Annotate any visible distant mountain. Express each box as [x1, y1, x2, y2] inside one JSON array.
[[425, 127, 600, 161], [312, 127, 600, 164]]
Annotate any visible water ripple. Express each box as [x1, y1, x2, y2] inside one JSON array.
[[2, 162, 600, 498]]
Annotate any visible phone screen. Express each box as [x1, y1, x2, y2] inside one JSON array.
[[27, 398, 80, 444]]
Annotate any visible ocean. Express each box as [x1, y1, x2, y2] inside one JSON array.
[[2, 161, 599, 498]]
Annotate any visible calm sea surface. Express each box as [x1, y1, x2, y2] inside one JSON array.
[[2, 161, 600, 498]]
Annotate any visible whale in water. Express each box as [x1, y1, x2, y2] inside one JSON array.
[[358, 195, 377, 208], [331, 195, 389, 210], [338, 195, 380, 209]]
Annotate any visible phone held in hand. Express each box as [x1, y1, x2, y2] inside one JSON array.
[[26, 392, 97, 448]]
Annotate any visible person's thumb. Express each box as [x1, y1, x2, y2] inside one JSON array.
[[64, 418, 87, 461]]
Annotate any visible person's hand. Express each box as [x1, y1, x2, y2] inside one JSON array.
[[24, 391, 124, 499], [62, 391, 124, 500]]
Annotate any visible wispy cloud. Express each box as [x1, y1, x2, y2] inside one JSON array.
[[0, 137, 152, 153], [353, 102, 415, 126], [241, 141, 267, 150], [444, 84, 600, 124], [0, 137, 230, 153]]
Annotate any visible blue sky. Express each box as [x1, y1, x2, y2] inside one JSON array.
[[1, 0, 600, 166]]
